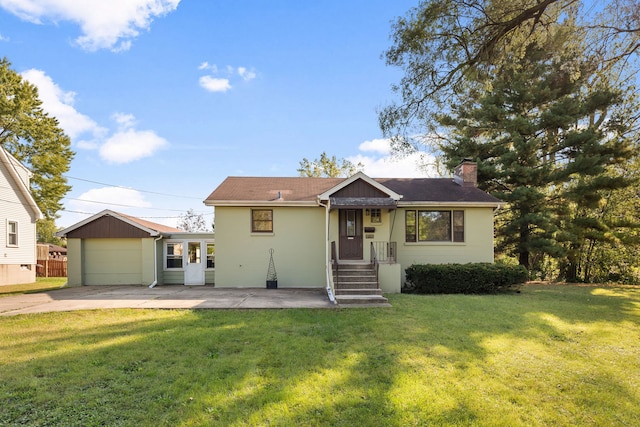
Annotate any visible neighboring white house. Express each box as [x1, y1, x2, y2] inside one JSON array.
[[204, 160, 502, 298], [0, 145, 43, 285]]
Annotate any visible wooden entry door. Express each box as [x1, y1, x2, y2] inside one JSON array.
[[339, 209, 363, 260]]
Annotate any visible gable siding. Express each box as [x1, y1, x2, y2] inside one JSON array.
[[0, 164, 37, 265], [66, 216, 153, 239], [332, 179, 390, 198]]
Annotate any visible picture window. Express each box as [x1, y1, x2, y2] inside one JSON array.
[[405, 210, 464, 242]]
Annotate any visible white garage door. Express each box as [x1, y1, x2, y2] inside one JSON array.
[[84, 239, 142, 285]]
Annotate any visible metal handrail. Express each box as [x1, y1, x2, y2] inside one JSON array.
[[370, 242, 379, 282], [371, 241, 397, 263], [331, 240, 338, 277]]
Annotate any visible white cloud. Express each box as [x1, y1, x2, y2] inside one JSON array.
[[72, 187, 151, 211], [199, 75, 232, 93], [238, 67, 256, 81], [112, 112, 136, 129], [358, 138, 392, 155], [198, 62, 256, 92], [20, 68, 105, 140], [18, 69, 168, 163], [99, 128, 168, 164], [0, 33, 8, 41], [0, 0, 180, 51], [348, 138, 438, 178]]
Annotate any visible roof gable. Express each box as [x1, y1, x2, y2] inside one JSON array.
[[57, 210, 182, 238], [0, 146, 42, 220], [317, 172, 402, 201]]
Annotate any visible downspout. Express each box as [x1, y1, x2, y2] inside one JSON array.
[[318, 198, 335, 303], [149, 234, 163, 288]]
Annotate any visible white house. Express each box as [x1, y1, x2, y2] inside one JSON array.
[[0, 145, 43, 285]]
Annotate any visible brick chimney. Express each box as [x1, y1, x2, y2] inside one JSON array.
[[453, 159, 477, 187]]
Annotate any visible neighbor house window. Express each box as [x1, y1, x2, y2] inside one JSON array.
[[370, 208, 382, 224], [206, 242, 215, 269], [252, 209, 273, 233], [7, 221, 18, 247], [166, 242, 184, 269], [405, 210, 464, 242]]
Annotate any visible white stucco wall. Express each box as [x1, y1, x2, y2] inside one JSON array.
[[214, 206, 326, 288]]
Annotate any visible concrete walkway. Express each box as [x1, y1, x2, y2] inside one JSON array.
[[0, 286, 336, 316]]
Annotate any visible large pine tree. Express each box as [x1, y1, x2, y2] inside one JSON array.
[[437, 25, 636, 276]]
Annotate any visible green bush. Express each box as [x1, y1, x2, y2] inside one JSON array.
[[404, 263, 528, 294]]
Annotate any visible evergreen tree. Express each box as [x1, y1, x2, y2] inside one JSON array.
[[0, 58, 74, 236], [438, 24, 636, 275]]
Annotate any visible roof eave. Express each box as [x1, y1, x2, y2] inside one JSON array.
[[398, 201, 503, 208], [204, 200, 319, 207]]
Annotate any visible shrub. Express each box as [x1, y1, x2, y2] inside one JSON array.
[[404, 263, 528, 294]]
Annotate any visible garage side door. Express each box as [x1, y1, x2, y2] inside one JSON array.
[[84, 238, 142, 285]]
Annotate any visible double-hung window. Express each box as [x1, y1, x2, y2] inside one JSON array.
[[166, 242, 183, 269], [252, 209, 273, 233], [7, 221, 18, 247], [206, 242, 215, 269], [405, 210, 464, 242]]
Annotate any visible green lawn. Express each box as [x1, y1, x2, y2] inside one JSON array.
[[1, 284, 638, 426], [0, 277, 67, 297]]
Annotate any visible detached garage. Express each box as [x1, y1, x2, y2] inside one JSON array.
[[57, 210, 215, 287]]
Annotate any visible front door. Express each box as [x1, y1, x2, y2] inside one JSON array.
[[184, 242, 205, 285], [339, 209, 363, 260]]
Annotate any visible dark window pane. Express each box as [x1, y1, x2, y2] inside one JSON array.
[[405, 210, 416, 242], [453, 210, 464, 242], [418, 211, 451, 241]]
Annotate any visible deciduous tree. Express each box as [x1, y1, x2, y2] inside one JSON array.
[[177, 209, 211, 232], [0, 58, 74, 239], [297, 152, 363, 178]]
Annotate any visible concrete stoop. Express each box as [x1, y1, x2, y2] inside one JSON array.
[[333, 262, 391, 308]]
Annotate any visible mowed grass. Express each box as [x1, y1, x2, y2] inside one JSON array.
[[0, 277, 67, 297], [0, 284, 638, 426]]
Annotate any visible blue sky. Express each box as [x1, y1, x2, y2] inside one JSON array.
[[1, 0, 433, 228]]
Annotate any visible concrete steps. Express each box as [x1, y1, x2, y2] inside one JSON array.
[[333, 263, 390, 308]]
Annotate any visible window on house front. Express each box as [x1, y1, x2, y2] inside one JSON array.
[[405, 210, 465, 242], [166, 242, 183, 269], [206, 242, 215, 269], [252, 209, 273, 233], [370, 208, 382, 224], [7, 221, 18, 247]]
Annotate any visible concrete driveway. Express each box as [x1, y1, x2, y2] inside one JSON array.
[[0, 285, 336, 316]]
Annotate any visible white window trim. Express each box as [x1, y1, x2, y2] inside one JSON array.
[[163, 239, 216, 271], [405, 209, 466, 244], [6, 220, 18, 247], [164, 240, 185, 271], [205, 240, 215, 270]]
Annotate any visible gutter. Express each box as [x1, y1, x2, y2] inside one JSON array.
[[149, 235, 163, 288], [317, 198, 336, 304]]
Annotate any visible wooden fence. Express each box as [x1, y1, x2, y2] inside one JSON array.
[[37, 259, 67, 277]]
